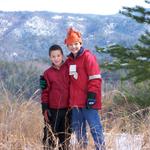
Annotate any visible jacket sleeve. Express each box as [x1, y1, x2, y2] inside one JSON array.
[[41, 71, 50, 106], [84, 52, 102, 96]]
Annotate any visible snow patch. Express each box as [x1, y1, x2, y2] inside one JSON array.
[[0, 18, 12, 36], [52, 15, 62, 20], [67, 16, 85, 21], [12, 52, 18, 57], [104, 23, 116, 35], [24, 16, 57, 36]]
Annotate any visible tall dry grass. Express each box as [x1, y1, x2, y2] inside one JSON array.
[[102, 81, 150, 150], [0, 94, 43, 149], [0, 83, 150, 150]]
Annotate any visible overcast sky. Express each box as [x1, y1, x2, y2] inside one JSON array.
[[0, 0, 149, 15]]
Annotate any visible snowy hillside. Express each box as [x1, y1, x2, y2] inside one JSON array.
[[0, 11, 146, 61]]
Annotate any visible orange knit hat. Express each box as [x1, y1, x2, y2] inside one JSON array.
[[64, 27, 82, 45]]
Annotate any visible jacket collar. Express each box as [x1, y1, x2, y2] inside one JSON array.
[[68, 47, 84, 59]]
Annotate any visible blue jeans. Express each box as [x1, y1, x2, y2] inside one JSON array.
[[72, 108, 105, 150]]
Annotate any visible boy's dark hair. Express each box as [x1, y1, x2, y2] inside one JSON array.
[[49, 44, 63, 56]]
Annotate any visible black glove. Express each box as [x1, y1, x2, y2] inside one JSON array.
[[41, 102, 49, 114], [41, 103, 52, 122], [40, 75, 47, 90], [86, 92, 96, 109]]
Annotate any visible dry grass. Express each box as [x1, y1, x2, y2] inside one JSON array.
[[0, 97, 43, 149], [102, 88, 150, 150], [0, 86, 150, 150]]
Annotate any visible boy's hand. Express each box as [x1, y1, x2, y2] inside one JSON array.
[[40, 75, 47, 90], [44, 109, 52, 122], [86, 92, 96, 109], [44, 110, 49, 122]]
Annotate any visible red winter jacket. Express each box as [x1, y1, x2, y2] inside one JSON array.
[[41, 62, 69, 109], [66, 48, 102, 109]]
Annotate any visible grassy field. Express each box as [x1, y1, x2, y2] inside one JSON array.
[[0, 86, 149, 150]]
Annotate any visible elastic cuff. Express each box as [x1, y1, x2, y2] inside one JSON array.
[[87, 92, 96, 99]]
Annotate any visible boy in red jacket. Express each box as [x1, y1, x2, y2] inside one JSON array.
[[41, 44, 71, 150], [65, 27, 105, 150]]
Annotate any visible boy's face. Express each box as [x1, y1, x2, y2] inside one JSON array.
[[67, 42, 82, 56], [49, 50, 63, 67]]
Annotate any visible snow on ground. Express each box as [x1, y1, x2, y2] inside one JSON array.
[[105, 133, 143, 150], [70, 133, 143, 150]]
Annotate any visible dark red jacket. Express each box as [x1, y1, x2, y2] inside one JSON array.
[[41, 62, 69, 109], [66, 48, 102, 109]]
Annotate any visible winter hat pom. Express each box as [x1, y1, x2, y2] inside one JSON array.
[[64, 27, 82, 45]]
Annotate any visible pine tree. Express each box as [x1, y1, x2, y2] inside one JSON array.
[[97, 0, 150, 83]]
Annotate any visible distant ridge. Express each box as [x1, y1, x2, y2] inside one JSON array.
[[0, 11, 145, 61]]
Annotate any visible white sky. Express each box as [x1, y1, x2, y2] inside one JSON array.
[[0, 0, 149, 15]]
